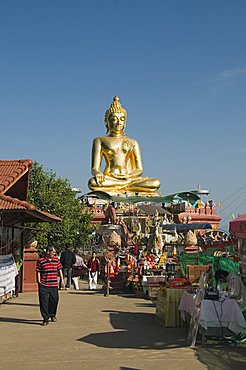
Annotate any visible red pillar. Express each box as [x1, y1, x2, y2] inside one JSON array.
[[22, 246, 39, 292]]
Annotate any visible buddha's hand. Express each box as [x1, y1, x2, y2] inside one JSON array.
[[112, 173, 130, 180], [112, 171, 141, 181], [94, 172, 105, 186]]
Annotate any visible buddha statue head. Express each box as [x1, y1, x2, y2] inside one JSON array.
[[105, 96, 128, 135]]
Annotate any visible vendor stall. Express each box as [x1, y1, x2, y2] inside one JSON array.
[[230, 214, 246, 278], [156, 287, 186, 327], [179, 290, 246, 345]]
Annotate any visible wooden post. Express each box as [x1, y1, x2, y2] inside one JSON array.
[[105, 259, 110, 297]]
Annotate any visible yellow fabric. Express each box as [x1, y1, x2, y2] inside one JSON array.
[[156, 288, 185, 327]]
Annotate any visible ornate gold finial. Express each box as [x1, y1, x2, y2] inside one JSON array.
[[104, 96, 127, 130]]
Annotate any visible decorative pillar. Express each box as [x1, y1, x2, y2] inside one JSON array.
[[22, 244, 39, 292]]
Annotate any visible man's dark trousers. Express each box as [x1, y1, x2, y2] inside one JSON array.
[[38, 284, 59, 322], [62, 268, 72, 288]]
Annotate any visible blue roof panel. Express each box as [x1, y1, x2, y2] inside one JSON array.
[[162, 223, 212, 231]]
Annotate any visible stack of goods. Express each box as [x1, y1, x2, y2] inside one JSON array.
[[168, 277, 191, 289], [146, 275, 166, 301], [126, 254, 138, 286], [144, 254, 156, 270], [185, 264, 211, 283], [104, 257, 120, 278], [126, 254, 137, 274]]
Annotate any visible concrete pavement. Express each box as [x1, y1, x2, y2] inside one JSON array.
[[0, 282, 245, 370]]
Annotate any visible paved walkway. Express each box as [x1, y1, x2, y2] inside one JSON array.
[[0, 282, 245, 370]]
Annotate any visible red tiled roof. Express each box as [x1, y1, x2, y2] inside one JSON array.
[[0, 159, 32, 194], [35, 209, 62, 222], [0, 194, 36, 210], [0, 194, 61, 222]]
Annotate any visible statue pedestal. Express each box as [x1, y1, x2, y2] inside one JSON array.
[[108, 191, 161, 197], [22, 247, 39, 292]]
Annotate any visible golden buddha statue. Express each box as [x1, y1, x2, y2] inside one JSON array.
[[88, 96, 160, 195]]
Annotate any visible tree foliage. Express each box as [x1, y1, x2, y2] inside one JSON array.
[[28, 162, 94, 254]]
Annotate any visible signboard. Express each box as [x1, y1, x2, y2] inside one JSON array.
[[0, 254, 18, 297]]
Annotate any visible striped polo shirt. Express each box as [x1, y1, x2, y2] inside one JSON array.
[[36, 256, 62, 287]]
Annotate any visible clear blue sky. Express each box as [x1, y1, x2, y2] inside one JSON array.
[[1, 0, 246, 229]]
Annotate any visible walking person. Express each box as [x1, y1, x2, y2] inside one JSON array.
[[36, 247, 64, 326], [72, 250, 88, 290], [13, 250, 22, 297], [87, 251, 100, 290], [60, 244, 76, 290]]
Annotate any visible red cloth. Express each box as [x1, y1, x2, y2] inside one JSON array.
[[169, 278, 191, 289], [87, 257, 100, 273], [134, 243, 139, 255]]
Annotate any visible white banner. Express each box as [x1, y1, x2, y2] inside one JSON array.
[[0, 254, 18, 297]]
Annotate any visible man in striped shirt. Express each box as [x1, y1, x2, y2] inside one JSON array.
[[36, 247, 65, 326]]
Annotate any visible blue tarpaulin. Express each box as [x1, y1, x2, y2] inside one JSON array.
[[162, 223, 212, 232]]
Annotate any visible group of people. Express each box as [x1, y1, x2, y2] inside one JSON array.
[[35, 244, 246, 337], [36, 246, 100, 326], [59, 245, 100, 291]]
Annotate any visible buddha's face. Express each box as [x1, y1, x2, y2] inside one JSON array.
[[108, 112, 126, 135]]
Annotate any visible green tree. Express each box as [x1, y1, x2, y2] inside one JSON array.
[[28, 162, 94, 254]]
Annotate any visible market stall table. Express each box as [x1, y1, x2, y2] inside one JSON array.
[[179, 291, 196, 320], [156, 288, 186, 327], [199, 298, 246, 334], [179, 291, 246, 345]]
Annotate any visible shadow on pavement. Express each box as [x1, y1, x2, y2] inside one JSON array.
[[117, 294, 136, 299], [0, 317, 41, 325], [4, 301, 39, 307], [195, 345, 246, 370], [134, 302, 154, 308], [68, 291, 97, 296], [78, 309, 188, 350]]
